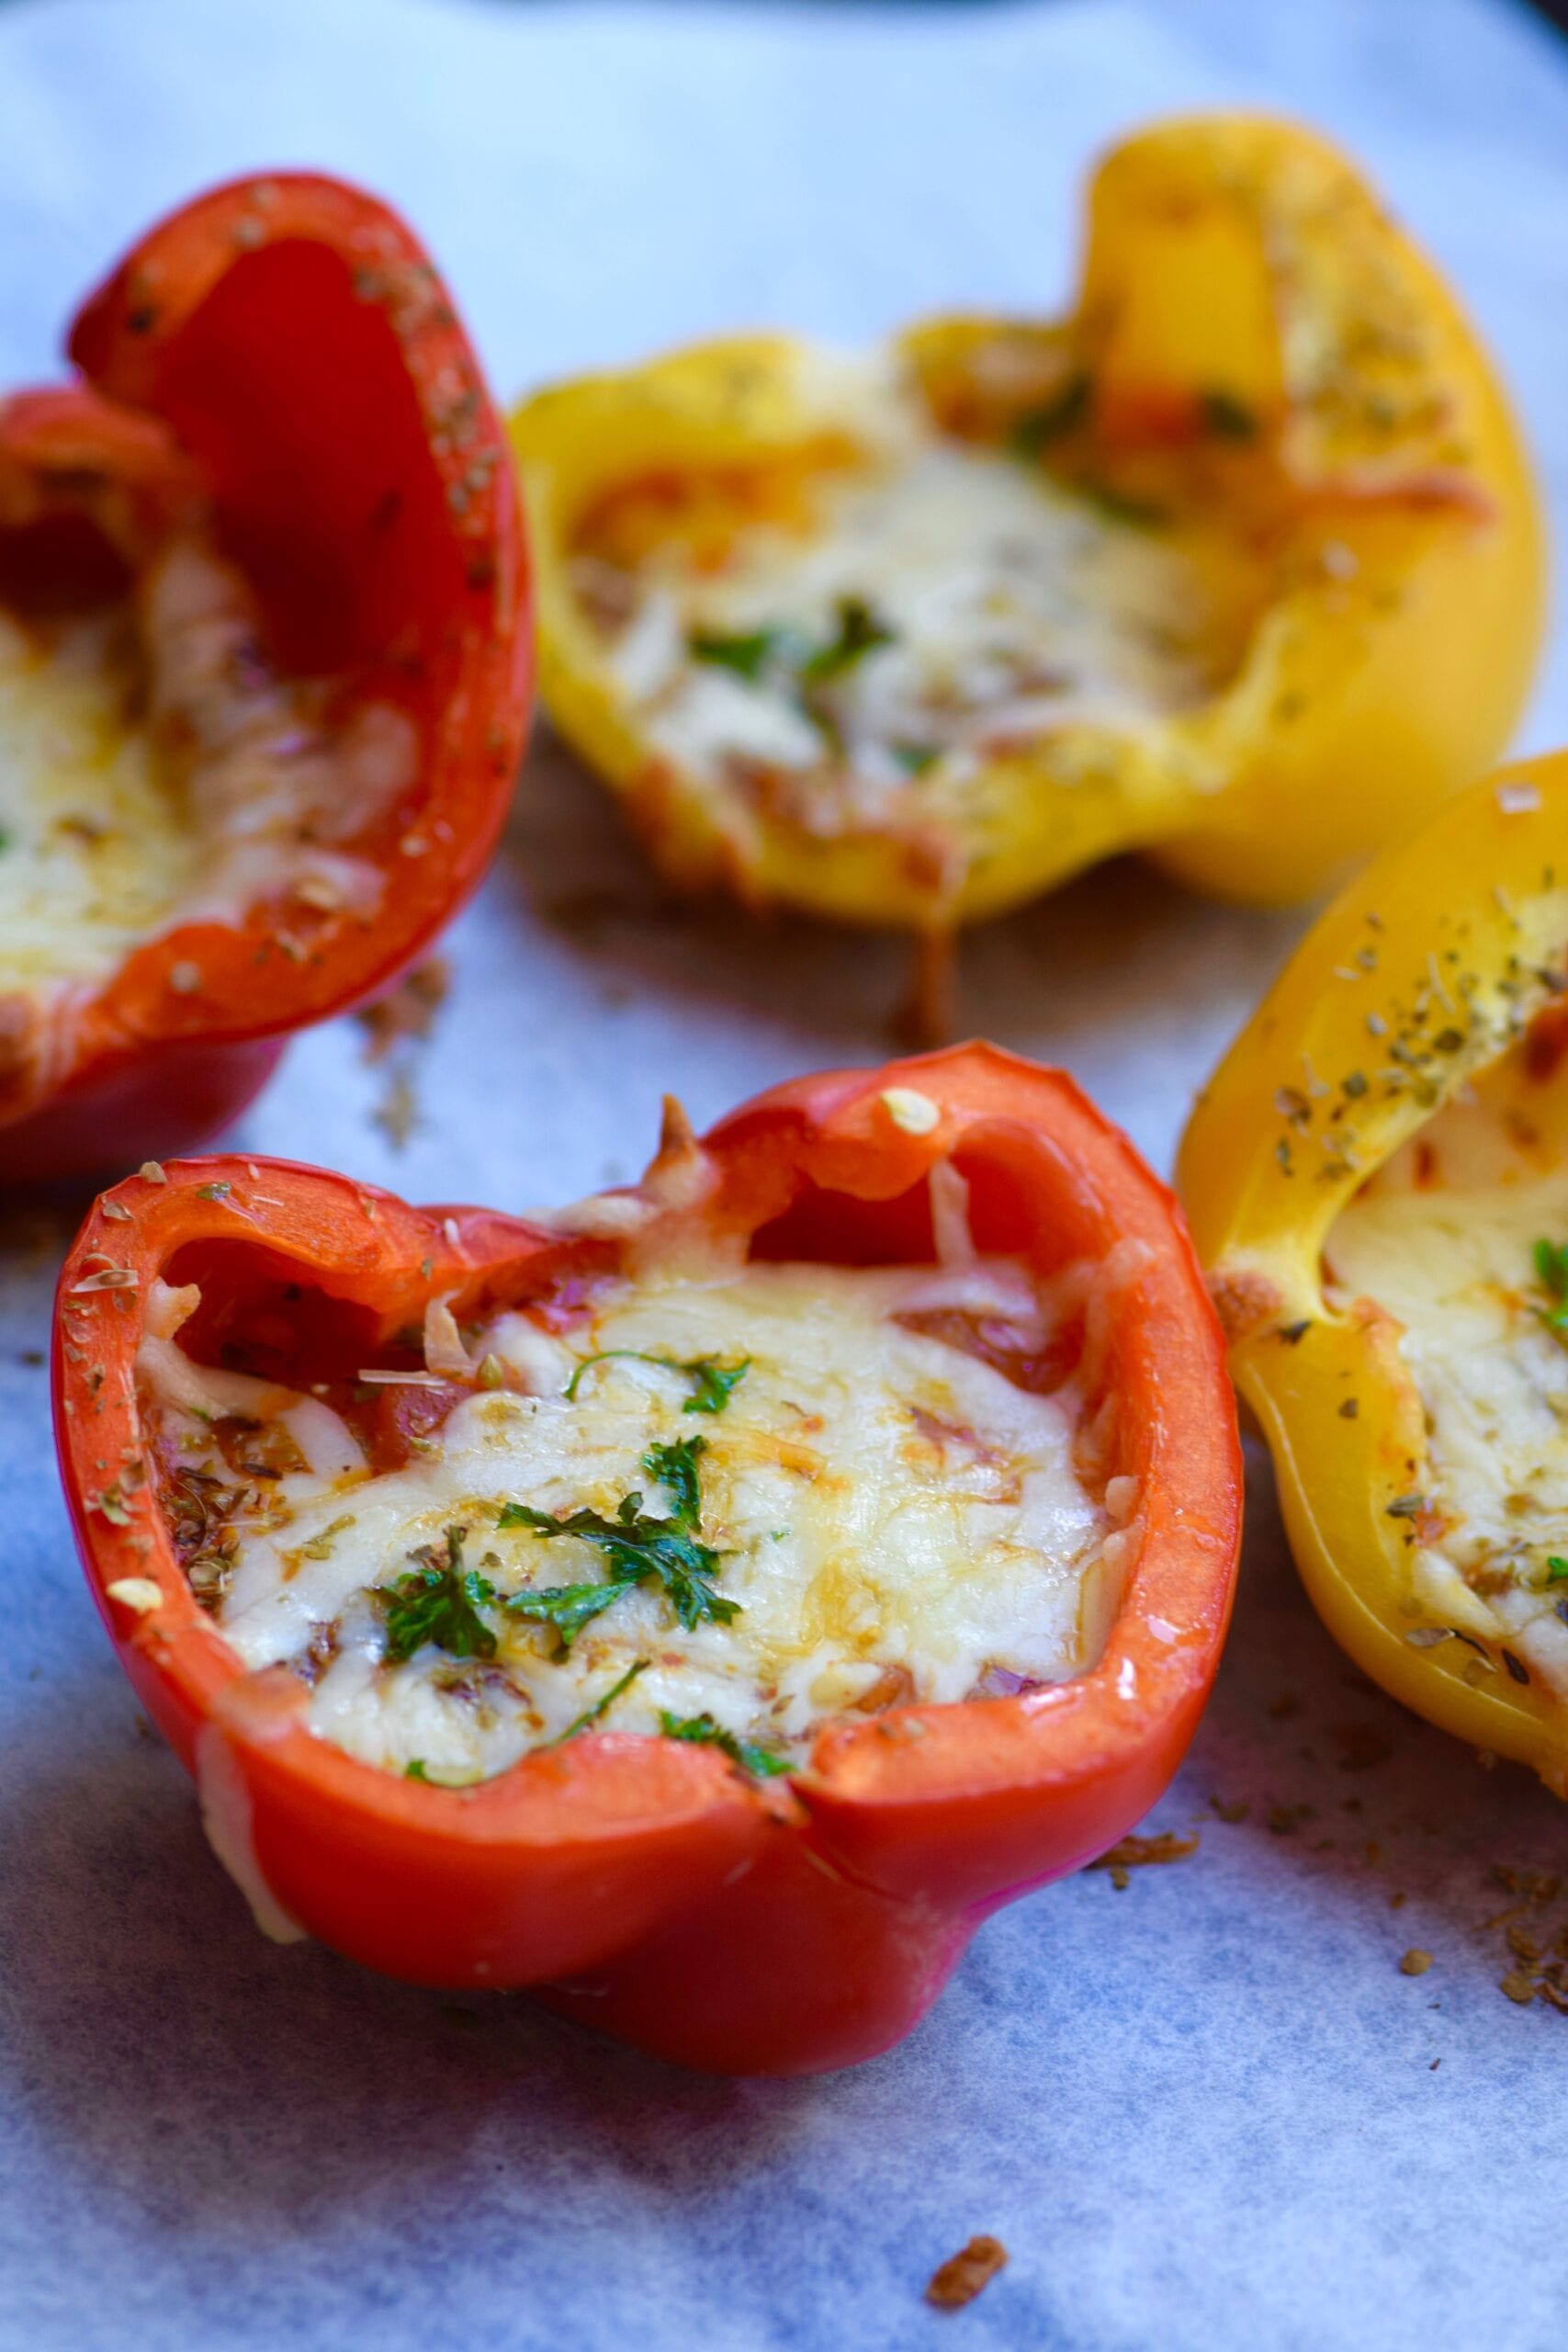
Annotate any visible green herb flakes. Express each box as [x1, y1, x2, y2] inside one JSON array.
[[658, 1710, 789, 1778], [1199, 388, 1257, 440], [298, 1514, 355, 1562], [642, 1433, 706, 1527], [892, 742, 941, 776], [1080, 482, 1168, 530], [799, 595, 895, 684], [499, 1577, 630, 1646], [374, 1525, 496, 1664], [1008, 373, 1091, 457], [564, 1349, 750, 1415], [499, 1435, 737, 1639], [1533, 1238, 1568, 1348], [549, 1658, 649, 1747], [688, 626, 793, 682]]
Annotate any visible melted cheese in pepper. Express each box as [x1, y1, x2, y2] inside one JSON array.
[[0, 607, 197, 989], [0, 538, 415, 1006], [141, 1253, 1121, 1783], [573, 365, 1238, 846], [1325, 1083, 1568, 1700]]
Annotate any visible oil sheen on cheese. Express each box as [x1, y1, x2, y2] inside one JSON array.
[[1325, 1082, 1568, 1700], [141, 1253, 1118, 1784]]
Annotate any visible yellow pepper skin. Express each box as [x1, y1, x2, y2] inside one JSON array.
[[510, 115, 1543, 937], [1178, 754, 1568, 1797]]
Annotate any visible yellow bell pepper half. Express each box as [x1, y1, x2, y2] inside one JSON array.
[[511, 113, 1543, 940], [1179, 754, 1568, 1796]]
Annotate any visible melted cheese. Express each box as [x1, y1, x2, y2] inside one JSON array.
[[1325, 1095, 1568, 1700], [0, 540, 414, 1009], [0, 607, 197, 990], [575, 366, 1230, 842], [141, 1254, 1116, 1783]]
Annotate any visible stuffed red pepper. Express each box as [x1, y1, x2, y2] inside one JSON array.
[[2, 171, 530, 1179], [55, 1046, 1240, 2073]]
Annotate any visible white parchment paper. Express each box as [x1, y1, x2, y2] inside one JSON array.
[[2, 3, 1567, 2346]]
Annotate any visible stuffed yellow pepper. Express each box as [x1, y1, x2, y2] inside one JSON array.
[[512, 112, 1542, 1023], [1179, 753, 1568, 1797]]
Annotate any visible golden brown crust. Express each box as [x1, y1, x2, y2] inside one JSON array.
[[1205, 1262, 1284, 1345]]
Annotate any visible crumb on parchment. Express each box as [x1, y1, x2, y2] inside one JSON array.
[[1484, 1865, 1568, 2011], [355, 956, 450, 1148], [926, 2236, 1009, 2310], [1088, 1831, 1200, 1891], [355, 956, 450, 1061]]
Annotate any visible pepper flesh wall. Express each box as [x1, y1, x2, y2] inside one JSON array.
[[1179, 753, 1568, 1798], [512, 113, 1541, 964], [57, 1046, 1241, 2075]]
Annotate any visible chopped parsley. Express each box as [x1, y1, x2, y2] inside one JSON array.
[[495, 1577, 629, 1646], [658, 1710, 790, 1778], [196, 1182, 232, 1202], [1008, 372, 1091, 457], [688, 625, 795, 682], [1199, 388, 1257, 441], [680, 1357, 750, 1414], [374, 1525, 497, 1664], [1079, 482, 1168, 530], [892, 742, 942, 776], [549, 1658, 649, 1747], [1533, 1238, 1568, 1345], [403, 1758, 480, 1788], [564, 1349, 750, 1415], [499, 1435, 737, 1639], [799, 594, 895, 684], [642, 1433, 706, 1525], [686, 599, 894, 737], [1547, 1556, 1568, 1586]]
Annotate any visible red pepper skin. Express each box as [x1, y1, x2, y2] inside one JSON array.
[[54, 1046, 1241, 2075], [3, 173, 531, 1182]]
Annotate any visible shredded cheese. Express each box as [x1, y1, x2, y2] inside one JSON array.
[[0, 537, 415, 1076], [573, 365, 1232, 848], [141, 1246, 1119, 1784], [1326, 1080, 1568, 1700]]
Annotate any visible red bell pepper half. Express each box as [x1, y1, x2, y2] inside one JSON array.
[[54, 1046, 1241, 2074], [1, 172, 531, 1181]]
